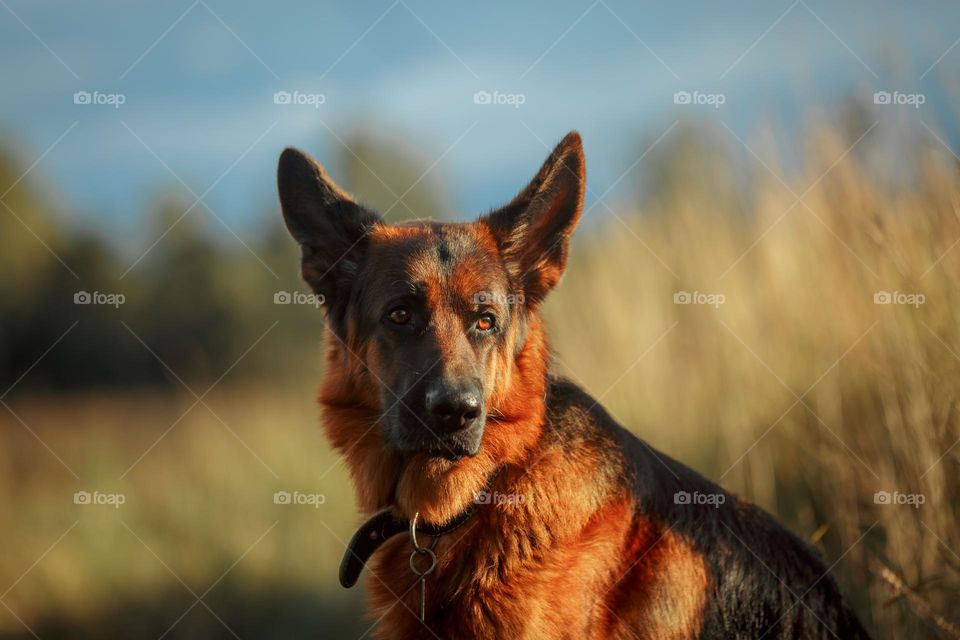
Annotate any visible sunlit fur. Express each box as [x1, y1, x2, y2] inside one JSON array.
[[278, 132, 869, 639]]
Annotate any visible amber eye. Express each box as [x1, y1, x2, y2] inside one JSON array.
[[476, 313, 496, 332], [387, 306, 410, 325]]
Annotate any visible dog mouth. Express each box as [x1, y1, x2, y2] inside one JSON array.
[[426, 436, 481, 462], [390, 418, 485, 462]]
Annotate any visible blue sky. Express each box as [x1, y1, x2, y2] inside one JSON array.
[[1, 0, 959, 247]]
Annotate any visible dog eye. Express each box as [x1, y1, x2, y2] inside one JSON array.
[[387, 306, 411, 325], [476, 313, 496, 332]]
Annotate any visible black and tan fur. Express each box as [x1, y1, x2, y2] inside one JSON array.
[[277, 131, 870, 639]]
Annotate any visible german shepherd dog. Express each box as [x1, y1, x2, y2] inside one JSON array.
[[277, 132, 870, 639]]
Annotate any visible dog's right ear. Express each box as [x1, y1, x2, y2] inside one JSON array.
[[482, 132, 585, 308], [277, 147, 381, 308]]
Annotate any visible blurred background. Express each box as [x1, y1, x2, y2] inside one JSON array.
[[2, 1, 960, 638]]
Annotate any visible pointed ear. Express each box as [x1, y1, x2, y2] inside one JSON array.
[[483, 131, 585, 307], [277, 147, 381, 308]]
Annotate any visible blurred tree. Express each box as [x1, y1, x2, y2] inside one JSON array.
[[336, 130, 449, 222], [0, 128, 451, 394], [129, 196, 243, 386], [0, 148, 67, 299], [0, 146, 88, 391]]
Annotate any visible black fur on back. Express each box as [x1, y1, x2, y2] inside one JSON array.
[[545, 377, 871, 639]]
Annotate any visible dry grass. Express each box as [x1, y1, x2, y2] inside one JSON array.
[[0, 387, 367, 638], [2, 119, 960, 638], [544, 119, 960, 636]]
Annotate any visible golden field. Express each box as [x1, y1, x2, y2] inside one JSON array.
[[2, 118, 960, 638]]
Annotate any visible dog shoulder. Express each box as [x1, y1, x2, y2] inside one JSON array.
[[543, 375, 710, 503], [543, 376, 870, 639]]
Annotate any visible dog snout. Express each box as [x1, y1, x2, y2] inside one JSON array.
[[425, 380, 483, 432]]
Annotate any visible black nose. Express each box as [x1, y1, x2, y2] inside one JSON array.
[[425, 381, 483, 432]]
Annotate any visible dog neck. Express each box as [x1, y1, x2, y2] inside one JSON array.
[[339, 465, 504, 589], [318, 314, 550, 526]]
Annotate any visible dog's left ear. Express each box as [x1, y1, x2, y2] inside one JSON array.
[[483, 131, 585, 307], [277, 147, 382, 310]]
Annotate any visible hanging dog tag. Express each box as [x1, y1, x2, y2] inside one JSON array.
[[409, 513, 438, 621]]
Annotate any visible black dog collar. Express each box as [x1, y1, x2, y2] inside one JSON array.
[[339, 505, 475, 588], [339, 467, 503, 588]]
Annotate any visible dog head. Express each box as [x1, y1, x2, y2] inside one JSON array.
[[277, 132, 584, 488]]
